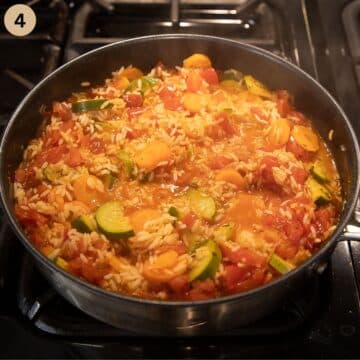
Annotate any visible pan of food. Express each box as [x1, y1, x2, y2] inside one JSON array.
[[1, 34, 359, 335]]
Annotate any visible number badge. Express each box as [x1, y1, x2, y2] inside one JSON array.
[[4, 4, 36, 37]]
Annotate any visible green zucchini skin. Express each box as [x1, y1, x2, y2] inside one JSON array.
[[95, 201, 134, 239]]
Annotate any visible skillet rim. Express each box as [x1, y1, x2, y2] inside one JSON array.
[[1, 33, 359, 307]]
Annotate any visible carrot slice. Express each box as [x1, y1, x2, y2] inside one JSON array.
[[183, 53, 212, 68], [120, 66, 143, 81], [72, 174, 108, 209], [129, 208, 161, 232], [292, 125, 319, 152], [183, 93, 203, 113], [215, 168, 247, 189], [267, 118, 291, 148], [134, 141, 172, 171]]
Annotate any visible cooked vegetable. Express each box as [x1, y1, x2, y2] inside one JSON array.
[[213, 223, 235, 242], [310, 160, 330, 183], [168, 206, 180, 219], [215, 168, 247, 189], [95, 201, 134, 239], [71, 99, 112, 113], [183, 230, 206, 253], [143, 250, 185, 283], [129, 208, 161, 232], [220, 79, 243, 92], [71, 214, 96, 233], [120, 66, 143, 81], [292, 125, 319, 152], [126, 76, 157, 93], [189, 240, 221, 281], [43, 165, 68, 183], [267, 118, 291, 148], [54, 256, 69, 271], [102, 173, 116, 190], [269, 253, 294, 274], [72, 174, 108, 209], [117, 150, 134, 178], [183, 53, 212, 68], [183, 93, 203, 113], [188, 189, 216, 220], [244, 75, 273, 99], [221, 69, 243, 82], [134, 140, 171, 172], [306, 177, 331, 206]]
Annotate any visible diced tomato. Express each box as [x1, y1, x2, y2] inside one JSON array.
[[60, 119, 75, 132], [65, 147, 83, 167], [313, 206, 335, 235], [275, 242, 298, 260], [52, 102, 72, 122], [169, 275, 190, 293], [15, 206, 48, 227], [291, 167, 309, 185], [200, 68, 219, 85], [159, 86, 181, 111], [45, 130, 61, 147], [174, 171, 193, 186], [208, 155, 232, 170], [276, 90, 292, 117], [216, 112, 237, 136], [44, 145, 67, 164], [231, 269, 265, 293], [182, 211, 197, 229], [89, 138, 105, 154], [286, 136, 313, 161], [126, 128, 144, 139], [251, 107, 269, 122], [283, 219, 304, 244], [186, 71, 202, 92], [80, 134, 91, 147], [258, 156, 282, 192], [69, 258, 109, 285], [188, 279, 216, 300], [124, 93, 143, 108], [14, 168, 27, 183], [222, 264, 251, 290], [220, 245, 267, 268]]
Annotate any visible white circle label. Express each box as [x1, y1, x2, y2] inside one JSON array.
[[4, 4, 37, 37]]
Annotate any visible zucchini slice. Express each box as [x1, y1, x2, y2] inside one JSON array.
[[187, 189, 216, 220], [269, 254, 294, 274], [72, 99, 112, 113], [306, 177, 331, 206], [117, 149, 134, 178], [125, 76, 157, 93], [54, 256, 69, 271], [213, 223, 235, 243], [244, 75, 272, 99], [102, 173, 116, 190], [71, 214, 96, 233], [310, 160, 330, 183], [221, 69, 243, 82], [183, 230, 206, 254], [95, 201, 134, 239], [168, 206, 180, 219], [43, 164, 68, 183], [189, 240, 221, 281]]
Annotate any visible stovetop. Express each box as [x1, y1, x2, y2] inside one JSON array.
[[1, 0, 360, 358]]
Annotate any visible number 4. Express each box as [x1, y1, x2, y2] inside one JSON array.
[[14, 13, 26, 28]]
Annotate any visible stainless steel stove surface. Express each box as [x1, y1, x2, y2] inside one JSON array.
[[0, 0, 360, 358]]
